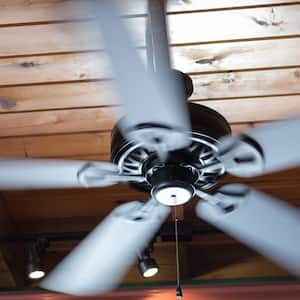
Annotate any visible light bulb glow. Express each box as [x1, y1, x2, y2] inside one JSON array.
[[29, 270, 46, 280], [143, 267, 158, 278]]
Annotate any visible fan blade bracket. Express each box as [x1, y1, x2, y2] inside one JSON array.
[[217, 135, 265, 178], [77, 162, 144, 188], [127, 125, 190, 161], [77, 162, 119, 188], [195, 184, 249, 218], [114, 198, 170, 224]]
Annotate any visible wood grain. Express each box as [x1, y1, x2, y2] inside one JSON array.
[[0, 0, 297, 26], [0, 5, 300, 57], [0, 124, 249, 160], [1, 37, 300, 89], [0, 96, 298, 138], [1, 67, 300, 113]]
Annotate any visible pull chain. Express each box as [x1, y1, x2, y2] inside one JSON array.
[[174, 206, 183, 299]]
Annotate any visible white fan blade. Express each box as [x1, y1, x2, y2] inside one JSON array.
[[196, 184, 300, 276], [219, 117, 300, 177], [247, 118, 300, 174], [93, 0, 191, 152], [41, 199, 170, 295], [0, 158, 121, 190]]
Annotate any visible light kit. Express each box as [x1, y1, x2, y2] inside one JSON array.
[[138, 246, 159, 278], [27, 239, 48, 280]]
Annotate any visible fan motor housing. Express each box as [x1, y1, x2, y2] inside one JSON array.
[[111, 101, 231, 199], [150, 165, 196, 206]]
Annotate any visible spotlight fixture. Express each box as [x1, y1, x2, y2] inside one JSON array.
[[138, 246, 159, 278], [27, 239, 48, 280], [28, 265, 45, 280]]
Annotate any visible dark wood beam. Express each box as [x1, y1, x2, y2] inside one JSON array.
[[0, 193, 25, 287]]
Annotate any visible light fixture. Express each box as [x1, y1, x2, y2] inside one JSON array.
[[138, 246, 159, 278], [28, 267, 45, 280], [27, 239, 48, 280]]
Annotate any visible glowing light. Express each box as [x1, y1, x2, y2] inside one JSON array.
[[29, 270, 46, 280], [143, 267, 159, 278]]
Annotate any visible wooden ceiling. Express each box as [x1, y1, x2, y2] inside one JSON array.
[[0, 0, 300, 291]]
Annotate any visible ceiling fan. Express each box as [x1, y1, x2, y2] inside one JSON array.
[[1, 0, 300, 295]]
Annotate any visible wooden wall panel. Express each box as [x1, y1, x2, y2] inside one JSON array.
[[0, 106, 119, 137], [0, 81, 117, 112], [0, 0, 297, 26], [173, 38, 300, 73], [0, 96, 299, 138], [0, 124, 249, 160], [0, 5, 300, 57], [0, 67, 299, 113], [1, 38, 300, 87], [0, 38, 299, 115], [191, 68, 300, 100]]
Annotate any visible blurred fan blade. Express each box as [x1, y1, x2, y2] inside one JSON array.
[[41, 199, 170, 295], [92, 0, 191, 152], [246, 118, 300, 174], [219, 117, 300, 177], [0, 158, 123, 190], [196, 184, 300, 276]]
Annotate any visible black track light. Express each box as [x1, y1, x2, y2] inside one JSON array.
[[28, 261, 45, 280], [138, 246, 159, 278], [27, 239, 48, 280]]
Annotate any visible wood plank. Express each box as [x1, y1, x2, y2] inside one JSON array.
[[0, 106, 120, 137], [0, 0, 297, 26], [166, 5, 300, 45], [190, 68, 300, 100], [0, 81, 117, 112], [0, 53, 111, 87], [0, 5, 300, 57], [0, 37, 300, 90], [1, 66, 300, 113], [0, 124, 249, 160], [199, 95, 300, 123], [0, 96, 298, 138], [173, 38, 300, 74], [23, 132, 111, 158], [193, 254, 290, 280], [0, 137, 25, 156]]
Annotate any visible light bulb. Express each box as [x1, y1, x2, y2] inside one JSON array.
[[143, 267, 159, 278], [29, 270, 46, 280]]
